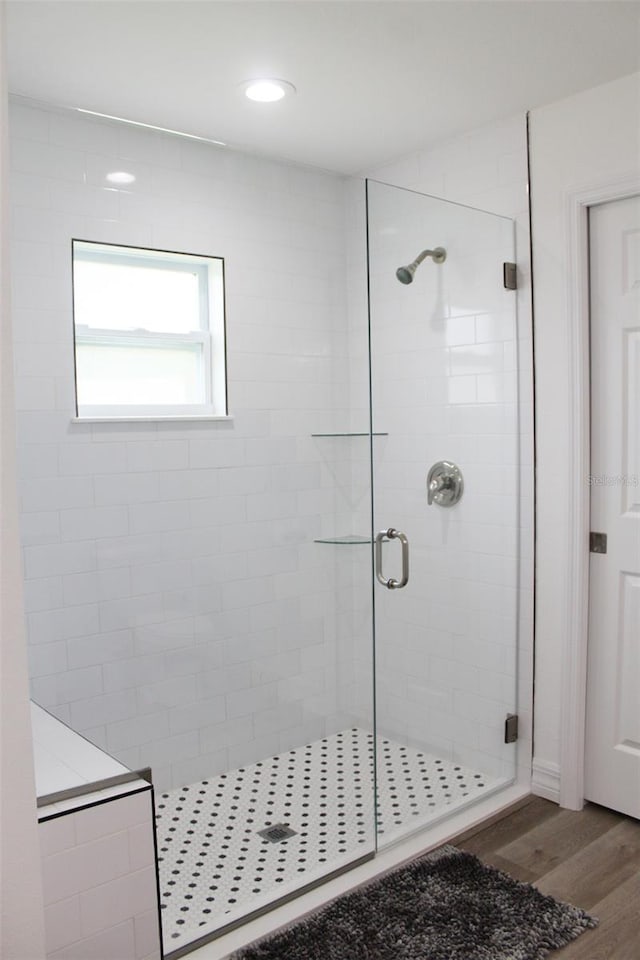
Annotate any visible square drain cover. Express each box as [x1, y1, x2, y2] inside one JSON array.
[[257, 823, 297, 843]]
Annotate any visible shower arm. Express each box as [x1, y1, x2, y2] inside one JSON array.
[[414, 248, 446, 266]]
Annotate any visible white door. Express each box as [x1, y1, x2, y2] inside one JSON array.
[[584, 195, 640, 818]]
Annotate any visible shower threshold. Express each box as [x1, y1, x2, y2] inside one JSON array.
[[155, 727, 503, 953]]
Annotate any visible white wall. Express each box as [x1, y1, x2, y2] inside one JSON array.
[[0, 8, 46, 956], [10, 101, 372, 792], [361, 115, 534, 786], [529, 71, 640, 801]]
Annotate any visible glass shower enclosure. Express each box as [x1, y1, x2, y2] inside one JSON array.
[[119, 179, 520, 957], [367, 180, 519, 847], [155, 179, 520, 956]]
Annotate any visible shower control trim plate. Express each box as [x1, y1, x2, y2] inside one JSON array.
[[427, 461, 464, 507]]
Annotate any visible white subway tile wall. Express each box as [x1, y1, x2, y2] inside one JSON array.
[[13, 102, 531, 805], [38, 789, 160, 960], [11, 103, 373, 791]]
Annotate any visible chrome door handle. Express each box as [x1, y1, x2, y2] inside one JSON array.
[[375, 527, 409, 590]]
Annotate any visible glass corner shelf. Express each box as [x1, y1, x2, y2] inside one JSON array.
[[313, 535, 372, 545], [310, 432, 388, 438]]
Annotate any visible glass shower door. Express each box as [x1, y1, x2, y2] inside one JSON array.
[[366, 179, 519, 847]]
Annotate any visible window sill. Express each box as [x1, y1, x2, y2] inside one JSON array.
[[71, 415, 234, 424]]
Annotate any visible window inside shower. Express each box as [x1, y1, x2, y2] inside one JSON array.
[[71, 240, 227, 419]]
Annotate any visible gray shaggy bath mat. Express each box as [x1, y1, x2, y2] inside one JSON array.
[[231, 845, 597, 960]]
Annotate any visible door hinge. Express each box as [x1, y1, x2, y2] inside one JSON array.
[[503, 262, 517, 290], [504, 713, 519, 744], [590, 532, 607, 554]]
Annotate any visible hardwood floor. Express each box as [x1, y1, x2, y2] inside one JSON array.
[[454, 796, 640, 959]]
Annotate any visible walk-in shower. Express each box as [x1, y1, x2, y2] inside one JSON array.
[[151, 181, 520, 953], [15, 98, 521, 960]]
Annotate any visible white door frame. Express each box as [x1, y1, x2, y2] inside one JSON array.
[[559, 172, 640, 810]]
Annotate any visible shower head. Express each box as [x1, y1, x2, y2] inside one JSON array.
[[396, 264, 417, 285], [396, 246, 446, 284]]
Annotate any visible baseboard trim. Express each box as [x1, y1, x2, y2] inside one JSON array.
[[531, 758, 560, 803]]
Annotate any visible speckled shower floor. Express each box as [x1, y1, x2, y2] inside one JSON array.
[[155, 727, 501, 949]]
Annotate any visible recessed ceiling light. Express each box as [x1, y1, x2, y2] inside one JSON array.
[[106, 171, 136, 185], [243, 79, 296, 103]]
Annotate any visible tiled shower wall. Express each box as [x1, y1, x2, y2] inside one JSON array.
[[335, 180, 376, 722], [11, 102, 532, 794], [10, 101, 372, 791]]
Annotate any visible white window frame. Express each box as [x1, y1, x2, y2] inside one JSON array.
[[71, 240, 228, 419]]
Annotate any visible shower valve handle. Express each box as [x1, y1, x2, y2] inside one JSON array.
[[426, 461, 464, 507]]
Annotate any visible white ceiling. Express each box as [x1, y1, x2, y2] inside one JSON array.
[[6, 1, 640, 174]]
